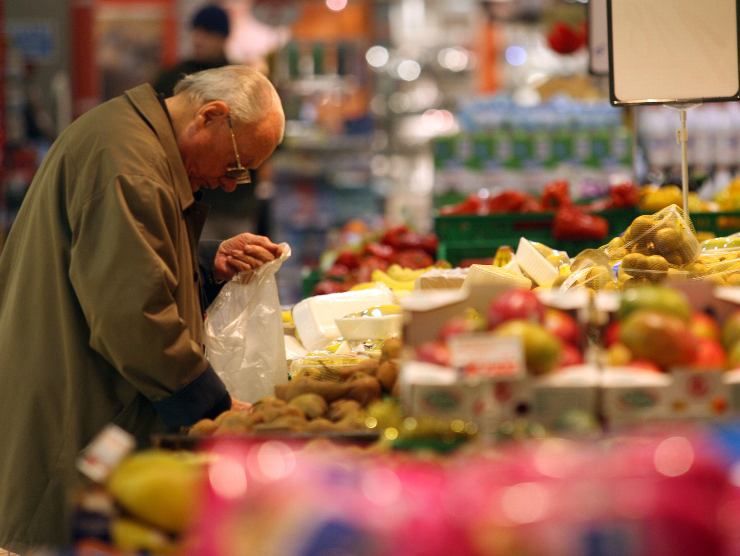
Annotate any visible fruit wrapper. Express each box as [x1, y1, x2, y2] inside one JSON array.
[[616, 253, 690, 287], [605, 205, 700, 267], [557, 249, 617, 293], [701, 233, 740, 255], [289, 354, 376, 382], [531, 241, 570, 270]]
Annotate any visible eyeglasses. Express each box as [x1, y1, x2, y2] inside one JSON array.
[[225, 115, 251, 185]]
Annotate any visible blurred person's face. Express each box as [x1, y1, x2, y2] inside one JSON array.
[[191, 28, 226, 62], [176, 101, 283, 193]]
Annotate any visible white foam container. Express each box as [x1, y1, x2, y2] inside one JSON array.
[[516, 238, 559, 287], [335, 314, 403, 340], [292, 287, 394, 351]]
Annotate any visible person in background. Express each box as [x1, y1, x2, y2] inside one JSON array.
[[153, 3, 231, 98], [155, 3, 272, 241], [0, 65, 284, 551]]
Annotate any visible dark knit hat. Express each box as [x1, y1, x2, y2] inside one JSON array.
[[191, 4, 230, 37]]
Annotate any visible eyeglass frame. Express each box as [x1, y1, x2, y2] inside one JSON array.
[[224, 115, 252, 185]]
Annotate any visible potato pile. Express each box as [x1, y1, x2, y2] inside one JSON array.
[[189, 339, 402, 437]]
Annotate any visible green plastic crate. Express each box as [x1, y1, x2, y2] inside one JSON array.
[[690, 211, 740, 236], [301, 267, 322, 298], [437, 210, 740, 266], [435, 212, 555, 245]]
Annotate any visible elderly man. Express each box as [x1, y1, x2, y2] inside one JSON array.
[[0, 65, 285, 550]]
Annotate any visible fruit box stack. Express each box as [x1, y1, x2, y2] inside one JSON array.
[[398, 282, 740, 434]]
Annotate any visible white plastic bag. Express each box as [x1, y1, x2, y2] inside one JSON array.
[[204, 244, 291, 402]]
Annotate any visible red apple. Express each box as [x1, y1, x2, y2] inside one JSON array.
[[416, 340, 451, 367], [544, 309, 580, 346], [691, 339, 727, 370], [364, 242, 395, 260], [335, 251, 360, 270], [488, 289, 544, 330], [325, 264, 351, 282], [559, 342, 583, 367], [690, 312, 721, 342], [314, 280, 349, 295], [604, 321, 620, 347]]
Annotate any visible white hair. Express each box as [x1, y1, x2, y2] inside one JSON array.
[[173, 65, 284, 135]]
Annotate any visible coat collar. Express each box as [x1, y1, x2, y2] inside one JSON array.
[[124, 84, 195, 212]]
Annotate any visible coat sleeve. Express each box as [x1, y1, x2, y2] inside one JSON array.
[[68, 174, 230, 428], [198, 239, 226, 309]]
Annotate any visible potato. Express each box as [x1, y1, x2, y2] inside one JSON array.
[[253, 415, 307, 432], [328, 399, 362, 422], [289, 393, 328, 419], [377, 360, 399, 392], [381, 338, 403, 361], [304, 418, 336, 433], [346, 375, 382, 406], [275, 377, 352, 402], [189, 418, 218, 437]]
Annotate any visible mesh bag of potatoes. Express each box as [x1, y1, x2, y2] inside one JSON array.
[[605, 205, 700, 286], [556, 248, 618, 292]]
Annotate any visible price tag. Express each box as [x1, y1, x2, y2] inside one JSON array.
[[669, 369, 729, 419], [448, 333, 525, 378], [77, 424, 135, 483]]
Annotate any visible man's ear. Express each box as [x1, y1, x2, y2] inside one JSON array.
[[198, 100, 229, 127]]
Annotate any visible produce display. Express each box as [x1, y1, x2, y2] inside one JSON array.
[[68, 196, 740, 556], [312, 225, 443, 295], [551, 205, 737, 291], [188, 339, 402, 437]]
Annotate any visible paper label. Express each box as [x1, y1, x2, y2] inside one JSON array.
[[77, 424, 135, 484], [668, 369, 729, 419], [449, 333, 525, 378]]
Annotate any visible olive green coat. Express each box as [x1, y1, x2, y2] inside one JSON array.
[[0, 85, 229, 551]]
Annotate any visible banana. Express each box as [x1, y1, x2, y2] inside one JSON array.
[[107, 450, 206, 534], [386, 264, 433, 282], [111, 517, 177, 555], [350, 281, 381, 291], [370, 269, 415, 291]]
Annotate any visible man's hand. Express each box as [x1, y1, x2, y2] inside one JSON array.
[[214, 233, 282, 283], [230, 397, 252, 412]]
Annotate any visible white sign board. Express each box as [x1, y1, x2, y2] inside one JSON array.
[[608, 0, 740, 105]]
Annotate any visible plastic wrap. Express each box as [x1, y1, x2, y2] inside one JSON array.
[[204, 245, 291, 403], [558, 248, 617, 292], [606, 205, 700, 267]]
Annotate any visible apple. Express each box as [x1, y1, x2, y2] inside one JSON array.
[[604, 321, 620, 348], [722, 310, 740, 349], [620, 310, 696, 369], [728, 342, 740, 370], [618, 286, 692, 322], [689, 312, 721, 342], [364, 242, 395, 261], [559, 343, 583, 367], [416, 340, 450, 367], [543, 309, 580, 346], [314, 280, 349, 295], [690, 339, 727, 370], [335, 251, 360, 270], [325, 264, 351, 282], [437, 315, 482, 341], [607, 343, 632, 366], [488, 289, 544, 330], [493, 320, 561, 375]]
